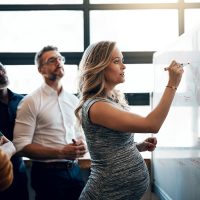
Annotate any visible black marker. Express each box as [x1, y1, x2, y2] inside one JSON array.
[[164, 62, 190, 71]]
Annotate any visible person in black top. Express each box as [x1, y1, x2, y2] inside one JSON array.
[[0, 62, 29, 200]]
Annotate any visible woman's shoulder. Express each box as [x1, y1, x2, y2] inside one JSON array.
[[83, 97, 110, 108], [82, 97, 110, 117]]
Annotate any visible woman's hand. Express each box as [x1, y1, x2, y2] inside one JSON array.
[[166, 60, 184, 89], [136, 137, 157, 152]]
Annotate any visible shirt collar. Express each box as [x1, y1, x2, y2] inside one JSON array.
[[41, 82, 64, 96]]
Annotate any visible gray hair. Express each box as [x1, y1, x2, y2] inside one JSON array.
[[35, 45, 58, 67]]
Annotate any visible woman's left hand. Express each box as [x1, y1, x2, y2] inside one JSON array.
[[136, 137, 157, 152]]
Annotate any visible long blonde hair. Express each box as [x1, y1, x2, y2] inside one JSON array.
[[75, 41, 127, 122]]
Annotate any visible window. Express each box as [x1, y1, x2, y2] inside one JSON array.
[[116, 64, 154, 93], [0, 1, 200, 148], [90, 10, 178, 51], [0, 0, 82, 4], [6, 65, 78, 94], [90, 0, 177, 3], [0, 11, 83, 52], [185, 9, 200, 32], [184, 0, 200, 2]]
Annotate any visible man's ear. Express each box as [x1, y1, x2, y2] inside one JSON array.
[[38, 67, 44, 74]]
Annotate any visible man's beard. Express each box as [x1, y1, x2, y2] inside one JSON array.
[[48, 67, 64, 81], [48, 74, 57, 81], [0, 77, 9, 89]]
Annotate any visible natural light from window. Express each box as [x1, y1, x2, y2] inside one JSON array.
[[0, 11, 83, 52], [6, 65, 78, 94], [90, 10, 178, 51], [90, 0, 177, 3], [0, 0, 82, 4]]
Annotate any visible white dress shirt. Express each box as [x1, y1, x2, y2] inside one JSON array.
[[13, 83, 83, 153]]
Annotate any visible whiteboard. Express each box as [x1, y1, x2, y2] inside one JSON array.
[[152, 25, 200, 200]]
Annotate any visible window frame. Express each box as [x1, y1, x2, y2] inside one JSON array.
[[0, 0, 199, 104]]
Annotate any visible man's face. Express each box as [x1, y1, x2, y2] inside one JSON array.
[[38, 50, 65, 81], [0, 64, 9, 89]]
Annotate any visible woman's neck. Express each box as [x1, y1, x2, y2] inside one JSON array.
[[106, 90, 119, 103]]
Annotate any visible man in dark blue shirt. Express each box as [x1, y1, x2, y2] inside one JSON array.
[[0, 62, 29, 200]]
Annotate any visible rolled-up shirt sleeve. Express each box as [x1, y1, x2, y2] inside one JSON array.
[[13, 96, 37, 152]]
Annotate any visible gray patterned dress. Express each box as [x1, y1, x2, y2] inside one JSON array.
[[79, 98, 149, 200]]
